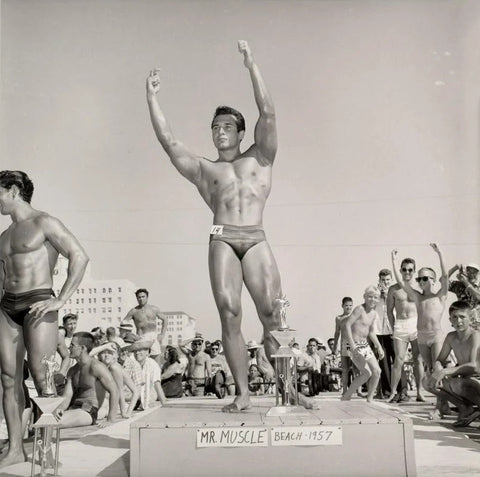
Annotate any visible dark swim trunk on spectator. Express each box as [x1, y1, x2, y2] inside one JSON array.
[[209, 224, 267, 260], [0, 288, 54, 326], [69, 400, 99, 425]]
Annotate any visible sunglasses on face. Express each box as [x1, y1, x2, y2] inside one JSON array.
[[401, 267, 414, 272], [210, 347, 219, 351], [192, 342, 202, 346], [416, 276, 432, 283]]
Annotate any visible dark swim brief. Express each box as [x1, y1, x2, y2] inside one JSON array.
[[0, 288, 54, 327], [209, 224, 266, 260], [69, 400, 99, 425]]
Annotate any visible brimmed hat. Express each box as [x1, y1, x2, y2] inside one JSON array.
[[466, 263, 480, 272], [125, 338, 154, 352], [119, 322, 134, 331], [246, 340, 260, 350], [192, 332, 204, 343]]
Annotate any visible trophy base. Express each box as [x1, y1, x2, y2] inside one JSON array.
[[266, 405, 311, 417]]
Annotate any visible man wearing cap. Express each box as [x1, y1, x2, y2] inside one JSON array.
[[128, 338, 167, 409], [448, 263, 480, 329], [180, 334, 211, 397], [123, 288, 166, 362]]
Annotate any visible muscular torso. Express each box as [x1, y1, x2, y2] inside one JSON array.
[[417, 294, 445, 332], [0, 213, 58, 293], [392, 285, 418, 321], [187, 350, 210, 379], [197, 154, 272, 225], [70, 360, 99, 407], [130, 305, 159, 334]]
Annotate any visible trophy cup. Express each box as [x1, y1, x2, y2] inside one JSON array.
[[266, 295, 310, 416], [30, 354, 63, 477]]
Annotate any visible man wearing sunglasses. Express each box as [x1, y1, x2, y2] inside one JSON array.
[[392, 244, 450, 418], [386, 258, 425, 403], [180, 334, 211, 397]]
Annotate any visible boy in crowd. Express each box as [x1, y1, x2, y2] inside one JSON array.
[[341, 286, 384, 403], [429, 301, 480, 427], [391, 244, 450, 418], [332, 297, 354, 394]]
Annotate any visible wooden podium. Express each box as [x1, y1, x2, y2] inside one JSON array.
[[130, 397, 416, 477]]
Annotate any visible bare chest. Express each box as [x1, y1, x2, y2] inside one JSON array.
[[0, 222, 46, 258]]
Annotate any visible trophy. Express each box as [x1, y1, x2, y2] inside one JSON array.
[[266, 295, 310, 416], [30, 354, 63, 477]]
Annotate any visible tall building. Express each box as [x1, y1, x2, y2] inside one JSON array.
[[160, 311, 196, 346], [52, 256, 138, 331]]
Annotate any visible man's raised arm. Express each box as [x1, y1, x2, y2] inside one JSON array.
[[238, 41, 277, 164], [146, 69, 201, 184], [431, 243, 448, 298]]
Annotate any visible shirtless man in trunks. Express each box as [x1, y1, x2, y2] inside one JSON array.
[[146, 41, 318, 412], [54, 332, 119, 427], [332, 297, 354, 394], [392, 244, 449, 417], [429, 301, 480, 427], [341, 286, 384, 403], [0, 171, 89, 467], [180, 335, 212, 396], [123, 288, 166, 362], [386, 257, 425, 402]]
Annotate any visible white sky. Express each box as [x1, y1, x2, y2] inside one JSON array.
[[1, 0, 479, 345]]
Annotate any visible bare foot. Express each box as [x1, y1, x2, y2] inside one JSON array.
[[416, 394, 426, 402], [222, 396, 251, 413], [298, 393, 320, 410], [340, 395, 351, 401], [386, 393, 397, 403], [0, 450, 27, 469]]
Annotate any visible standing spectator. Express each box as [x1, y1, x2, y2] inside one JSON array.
[[373, 269, 394, 399], [180, 334, 211, 396], [332, 297, 354, 394], [448, 263, 480, 330], [387, 257, 425, 403]]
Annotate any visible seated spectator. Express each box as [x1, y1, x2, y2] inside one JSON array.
[[246, 340, 275, 393], [128, 338, 167, 409], [106, 326, 125, 348], [91, 327, 107, 347], [119, 322, 139, 344], [53, 332, 119, 428], [297, 338, 322, 396], [118, 339, 143, 403], [161, 347, 186, 398], [325, 338, 342, 391], [207, 340, 235, 398], [98, 343, 139, 418], [248, 364, 265, 395], [428, 301, 480, 425]]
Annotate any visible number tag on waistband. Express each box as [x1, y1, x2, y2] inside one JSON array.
[[210, 225, 224, 235]]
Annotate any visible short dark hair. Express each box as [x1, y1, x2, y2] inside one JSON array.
[[401, 258, 416, 270], [62, 313, 78, 325], [449, 300, 473, 316], [308, 337, 318, 345], [73, 332, 95, 352], [211, 106, 245, 132], [342, 297, 353, 305], [135, 288, 149, 297], [378, 269, 392, 278], [0, 170, 34, 203]]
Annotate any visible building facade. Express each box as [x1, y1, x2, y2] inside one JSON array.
[[52, 256, 138, 331], [161, 311, 196, 346]]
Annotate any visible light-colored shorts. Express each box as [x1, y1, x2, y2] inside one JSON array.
[[347, 340, 375, 361], [141, 331, 161, 356], [417, 329, 444, 347], [393, 317, 417, 343]]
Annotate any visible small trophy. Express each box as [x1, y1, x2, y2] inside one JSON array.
[[266, 295, 309, 416], [30, 354, 63, 477]]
